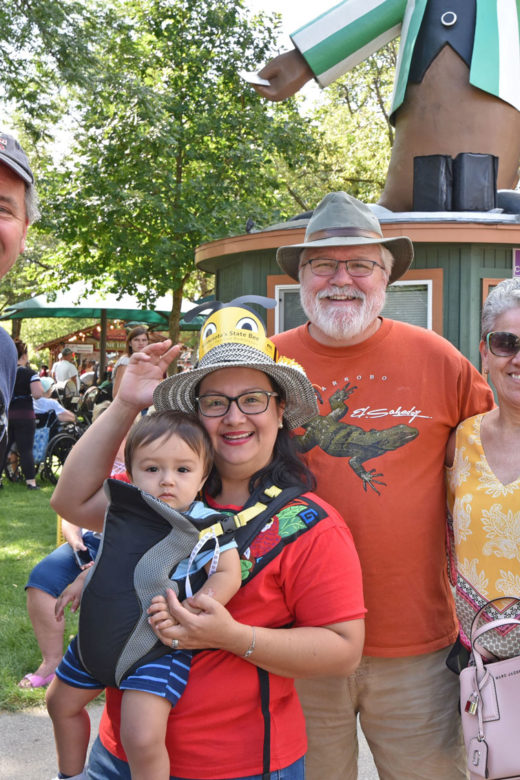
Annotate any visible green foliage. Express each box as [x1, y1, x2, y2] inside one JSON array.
[[1, 0, 398, 345], [39, 0, 321, 341], [0, 480, 78, 710], [286, 40, 398, 208], [0, 230, 65, 314], [0, 228, 93, 354], [0, 0, 106, 139], [0, 258, 36, 311]]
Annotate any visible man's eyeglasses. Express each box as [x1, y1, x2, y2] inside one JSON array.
[[300, 258, 386, 278], [196, 391, 279, 417], [486, 331, 520, 357]]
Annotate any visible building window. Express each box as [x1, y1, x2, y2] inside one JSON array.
[[274, 285, 304, 332], [382, 281, 432, 328], [268, 269, 444, 335]]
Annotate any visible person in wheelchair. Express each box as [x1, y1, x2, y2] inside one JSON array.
[[34, 377, 76, 425]]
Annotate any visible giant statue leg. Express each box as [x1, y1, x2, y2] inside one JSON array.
[[379, 46, 520, 212]]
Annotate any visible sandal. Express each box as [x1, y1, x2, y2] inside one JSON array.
[[18, 672, 55, 689]]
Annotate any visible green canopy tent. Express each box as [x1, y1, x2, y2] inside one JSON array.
[[0, 283, 206, 374]]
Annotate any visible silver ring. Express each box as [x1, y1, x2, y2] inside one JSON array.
[[441, 11, 457, 27], [171, 639, 179, 650]]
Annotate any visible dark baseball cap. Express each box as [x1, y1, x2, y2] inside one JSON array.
[[0, 132, 34, 184]]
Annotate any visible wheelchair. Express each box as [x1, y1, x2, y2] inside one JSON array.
[[5, 410, 86, 485]]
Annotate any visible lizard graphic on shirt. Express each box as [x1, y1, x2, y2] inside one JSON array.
[[295, 383, 419, 495]]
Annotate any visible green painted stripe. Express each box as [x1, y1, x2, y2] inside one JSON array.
[[300, 1, 405, 77], [470, 2, 500, 95], [392, 0, 427, 112]]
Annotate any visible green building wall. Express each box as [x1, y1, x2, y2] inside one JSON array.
[[209, 241, 513, 370]]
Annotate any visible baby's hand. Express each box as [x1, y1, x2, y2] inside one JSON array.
[[148, 594, 178, 628]]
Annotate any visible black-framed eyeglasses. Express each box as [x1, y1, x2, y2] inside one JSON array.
[[486, 331, 520, 357], [196, 390, 279, 417], [300, 257, 386, 278]]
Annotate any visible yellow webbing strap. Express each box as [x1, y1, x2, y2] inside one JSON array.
[[198, 485, 282, 540]]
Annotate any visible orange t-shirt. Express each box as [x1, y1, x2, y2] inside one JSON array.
[[273, 318, 494, 656]]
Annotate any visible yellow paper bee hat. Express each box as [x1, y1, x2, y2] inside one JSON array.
[[153, 296, 318, 429]]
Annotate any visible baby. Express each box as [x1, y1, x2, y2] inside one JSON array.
[[46, 411, 241, 780]]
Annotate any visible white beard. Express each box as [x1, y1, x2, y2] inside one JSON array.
[[300, 283, 387, 342]]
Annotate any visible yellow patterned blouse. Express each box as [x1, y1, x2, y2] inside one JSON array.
[[446, 413, 520, 658]]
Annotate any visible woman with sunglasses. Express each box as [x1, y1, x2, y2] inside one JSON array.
[[51, 300, 365, 780], [446, 277, 520, 663]]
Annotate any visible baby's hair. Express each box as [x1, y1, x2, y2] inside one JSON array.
[[124, 411, 213, 480]]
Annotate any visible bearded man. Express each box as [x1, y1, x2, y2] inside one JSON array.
[[272, 191, 494, 779]]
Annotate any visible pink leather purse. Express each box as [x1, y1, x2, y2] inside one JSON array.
[[460, 609, 520, 779]]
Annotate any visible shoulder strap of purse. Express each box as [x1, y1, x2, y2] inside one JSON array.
[[470, 596, 520, 638]]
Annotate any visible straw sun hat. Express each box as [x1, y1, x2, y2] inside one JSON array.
[[276, 191, 414, 285], [153, 297, 318, 429]]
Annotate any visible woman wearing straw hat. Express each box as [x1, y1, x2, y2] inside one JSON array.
[[51, 299, 365, 780]]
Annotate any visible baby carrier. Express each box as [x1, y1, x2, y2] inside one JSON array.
[[77, 478, 328, 780], [77, 479, 324, 687]]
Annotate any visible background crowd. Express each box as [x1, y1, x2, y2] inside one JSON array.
[[2, 101, 520, 780]]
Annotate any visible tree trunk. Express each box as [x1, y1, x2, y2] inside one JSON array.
[[168, 287, 184, 375]]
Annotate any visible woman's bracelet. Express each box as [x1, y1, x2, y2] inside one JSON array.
[[242, 626, 256, 658]]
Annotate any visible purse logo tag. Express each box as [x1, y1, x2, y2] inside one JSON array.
[[468, 737, 488, 778]]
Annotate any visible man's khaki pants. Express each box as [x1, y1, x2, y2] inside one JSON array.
[[296, 648, 467, 780]]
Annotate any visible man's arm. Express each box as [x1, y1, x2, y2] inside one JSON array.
[[254, 0, 405, 101], [457, 358, 495, 421], [255, 50, 314, 101]]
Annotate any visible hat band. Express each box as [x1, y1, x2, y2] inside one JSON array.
[[307, 227, 382, 242]]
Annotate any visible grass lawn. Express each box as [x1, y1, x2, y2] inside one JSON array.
[[0, 478, 80, 711]]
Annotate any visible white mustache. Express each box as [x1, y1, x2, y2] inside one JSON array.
[[316, 285, 365, 301]]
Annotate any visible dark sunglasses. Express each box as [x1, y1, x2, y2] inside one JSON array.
[[486, 331, 520, 357]]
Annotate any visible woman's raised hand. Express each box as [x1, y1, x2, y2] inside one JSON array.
[[116, 340, 182, 410]]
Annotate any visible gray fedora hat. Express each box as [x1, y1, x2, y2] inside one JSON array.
[[276, 192, 414, 285]]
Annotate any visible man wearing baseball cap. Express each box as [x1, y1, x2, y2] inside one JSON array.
[[0, 131, 39, 470], [272, 192, 494, 779], [0, 131, 38, 277]]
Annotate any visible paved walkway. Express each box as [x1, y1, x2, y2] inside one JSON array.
[[0, 702, 378, 779], [0, 702, 103, 780]]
